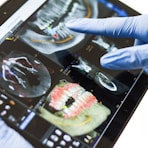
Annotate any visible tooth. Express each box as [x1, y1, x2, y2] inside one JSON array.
[[60, 28, 69, 39], [67, 1, 87, 19], [69, 104, 76, 111], [62, 26, 72, 36], [36, 19, 48, 30], [72, 102, 78, 108], [63, 90, 71, 98], [63, 25, 71, 33], [56, 29, 66, 39], [72, 2, 85, 13], [61, 94, 69, 102], [77, 97, 87, 106], [60, 0, 72, 8], [64, 108, 70, 114], [72, 3, 79, 12], [56, 102, 64, 110], [57, 30, 67, 39], [55, 23, 70, 38]]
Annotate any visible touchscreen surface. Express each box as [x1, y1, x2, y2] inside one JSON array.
[[0, 0, 145, 148]]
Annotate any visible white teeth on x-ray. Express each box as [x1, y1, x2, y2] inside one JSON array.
[[19, 0, 99, 54], [73, 3, 86, 12], [35, 0, 87, 32], [65, 2, 87, 22], [54, 23, 71, 39], [33, 0, 72, 31], [59, 0, 72, 12], [56, 0, 71, 9], [36, 19, 49, 30], [47, 0, 71, 17], [29, 0, 88, 39], [56, 28, 66, 39], [68, 2, 86, 18], [41, 22, 71, 40]]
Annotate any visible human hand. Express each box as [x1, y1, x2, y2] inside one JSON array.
[[66, 14, 148, 73], [0, 119, 33, 148]]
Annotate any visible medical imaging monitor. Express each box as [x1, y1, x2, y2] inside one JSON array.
[[0, 0, 147, 148]]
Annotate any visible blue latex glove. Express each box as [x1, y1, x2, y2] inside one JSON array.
[[66, 14, 148, 73], [0, 119, 33, 148]]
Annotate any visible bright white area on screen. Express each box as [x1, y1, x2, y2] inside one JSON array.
[[0, 0, 9, 7], [118, 0, 148, 14]]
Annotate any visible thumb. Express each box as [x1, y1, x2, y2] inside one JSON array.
[[100, 44, 148, 73]]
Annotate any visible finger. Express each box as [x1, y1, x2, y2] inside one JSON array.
[[66, 17, 135, 37], [66, 14, 148, 42], [100, 44, 148, 71]]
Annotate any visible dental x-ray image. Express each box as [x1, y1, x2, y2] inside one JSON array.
[[0, 0, 146, 148], [68, 56, 129, 95], [18, 0, 99, 54], [0, 51, 51, 98]]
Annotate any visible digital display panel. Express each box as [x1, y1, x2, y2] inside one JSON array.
[[0, 0, 146, 148]]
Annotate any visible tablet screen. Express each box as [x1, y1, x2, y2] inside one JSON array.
[[0, 0, 147, 148]]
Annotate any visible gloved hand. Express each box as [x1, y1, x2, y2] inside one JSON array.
[[66, 14, 148, 73], [0, 119, 33, 148]]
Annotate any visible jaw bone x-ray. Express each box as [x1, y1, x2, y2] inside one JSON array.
[[19, 0, 98, 54]]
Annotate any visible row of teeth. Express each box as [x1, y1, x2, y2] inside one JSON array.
[[50, 85, 97, 118], [35, 0, 72, 30], [64, 91, 96, 118], [67, 2, 86, 19], [50, 85, 85, 110], [34, 1, 87, 32], [43, 23, 72, 39], [42, 0, 72, 17]]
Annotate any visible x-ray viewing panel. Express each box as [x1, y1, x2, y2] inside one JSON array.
[[0, 0, 147, 148], [18, 0, 99, 54]]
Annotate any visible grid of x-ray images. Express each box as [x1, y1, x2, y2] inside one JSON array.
[[0, 0, 140, 147]]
